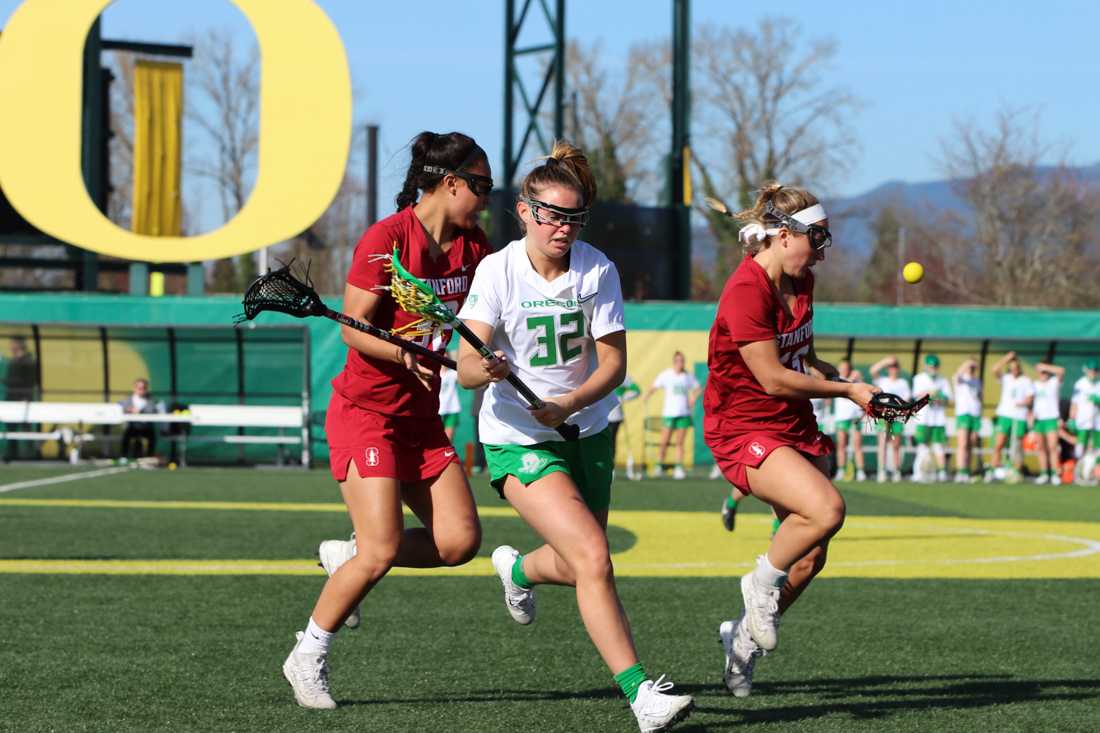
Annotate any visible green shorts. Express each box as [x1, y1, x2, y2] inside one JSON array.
[[484, 428, 614, 512], [1033, 418, 1058, 435], [914, 425, 947, 444], [663, 416, 692, 430], [955, 414, 981, 432], [994, 416, 1028, 436], [877, 420, 904, 436], [441, 413, 459, 429], [835, 419, 854, 432]]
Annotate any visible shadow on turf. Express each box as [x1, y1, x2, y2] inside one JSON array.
[[339, 674, 1100, 729]]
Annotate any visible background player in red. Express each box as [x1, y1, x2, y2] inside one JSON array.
[[704, 183, 877, 698], [282, 131, 499, 709]]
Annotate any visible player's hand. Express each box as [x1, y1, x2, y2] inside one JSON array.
[[846, 381, 880, 411], [481, 351, 510, 383], [529, 396, 574, 428], [399, 349, 435, 390]]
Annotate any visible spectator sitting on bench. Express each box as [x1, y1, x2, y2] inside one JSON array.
[[119, 378, 164, 460]]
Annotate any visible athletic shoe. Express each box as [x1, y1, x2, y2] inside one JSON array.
[[630, 675, 694, 732], [720, 498, 737, 532], [937, 470, 948, 482], [876, 471, 887, 483], [1052, 474, 1063, 486], [1035, 473, 1050, 485], [671, 465, 687, 480], [832, 469, 844, 482], [891, 472, 902, 483], [740, 572, 781, 651], [318, 535, 360, 629], [719, 615, 761, 697], [282, 631, 336, 710], [708, 464, 723, 480], [856, 470, 867, 481], [490, 545, 535, 625], [648, 465, 664, 479]]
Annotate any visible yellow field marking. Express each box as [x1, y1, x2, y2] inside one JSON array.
[[2, 501, 1100, 579]]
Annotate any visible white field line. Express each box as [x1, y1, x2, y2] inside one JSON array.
[[0, 466, 132, 494]]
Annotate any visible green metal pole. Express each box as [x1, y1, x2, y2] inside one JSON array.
[[671, 0, 691, 299], [503, 0, 515, 189], [553, 0, 565, 141]]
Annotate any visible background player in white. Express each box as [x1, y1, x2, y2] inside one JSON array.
[[1031, 362, 1065, 485], [608, 375, 641, 479], [438, 352, 461, 443], [870, 356, 911, 482], [832, 361, 867, 481], [1069, 359, 1099, 484], [911, 354, 952, 482], [643, 352, 702, 479], [952, 358, 984, 482], [457, 141, 693, 732], [988, 352, 1034, 482]]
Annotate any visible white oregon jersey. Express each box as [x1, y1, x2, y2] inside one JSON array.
[[875, 376, 911, 402], [438, 368, 460, 416], [1072, 376, 1098, 427], [832, 392, 864, 422], [912, 372, 952, 426], [1033, 377, 1061, 421], [954, 375, 983, 417], [995, 374, 1034, 420], [457, 238, 625, 444], [810, 398, 827, 425], [652, 368, 699, 418]]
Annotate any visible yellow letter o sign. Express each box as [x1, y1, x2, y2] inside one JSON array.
[[0, 0, 351, 263]]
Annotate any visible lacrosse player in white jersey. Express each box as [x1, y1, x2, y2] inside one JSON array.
[[952, 358, 983, 482], [988, 352, 1034, 482], [911, 354, 953, 482], [870, 356, 911, 482], [1031, 362, 1065, 484], [831, 361, 868, 481], [1069, 359, 1100, 484], [457, 141, 693, 732]]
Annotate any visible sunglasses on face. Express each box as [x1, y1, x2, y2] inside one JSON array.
[[764, 201, 832, 252], [523, 197, 590, 228], [423, 165, 494, 197]]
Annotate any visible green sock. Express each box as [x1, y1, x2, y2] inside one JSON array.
[[724, 496, 738, 510], [771, 516, 781, 537], [614, 662, 647, 703], [511, 555, 532, 589]]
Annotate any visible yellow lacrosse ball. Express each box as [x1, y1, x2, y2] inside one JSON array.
[[902, 261, 924, 284]]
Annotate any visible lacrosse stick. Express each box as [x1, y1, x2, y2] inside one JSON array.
[[235, 263, 456, 370], [865, 393, 929, 425], [377, 246, 581, 441]]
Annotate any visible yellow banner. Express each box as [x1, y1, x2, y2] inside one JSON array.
[[132, 61, 182, 237]]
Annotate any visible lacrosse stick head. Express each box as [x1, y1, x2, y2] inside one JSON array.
[[386, 246, 456, 324], [866, 392, 930, 425], [235, 263, 326, 323]]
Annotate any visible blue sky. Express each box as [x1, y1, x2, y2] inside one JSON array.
[[4, 0, 1100, 214]]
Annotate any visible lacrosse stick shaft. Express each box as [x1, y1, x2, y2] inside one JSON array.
[[324, 308, 456, 369], [450, 319, 580, 441]]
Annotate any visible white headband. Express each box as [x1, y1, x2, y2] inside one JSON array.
[[738, 203, 829, 244]]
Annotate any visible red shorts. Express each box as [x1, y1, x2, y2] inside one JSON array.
[[325, 391, 458, 483], [706, 430, 834, 494]]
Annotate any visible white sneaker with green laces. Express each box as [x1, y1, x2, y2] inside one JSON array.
[[630, 675, 694, 732], [282, 631, 336, 710], [719, 615, 762, 697], [740, 571, 781, 651], [318, 535, 360, 629], [491, 545, 535, 625]]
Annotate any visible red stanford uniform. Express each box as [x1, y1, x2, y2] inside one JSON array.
[[327, 206, 490, 482], [703, 255, 833, 492]]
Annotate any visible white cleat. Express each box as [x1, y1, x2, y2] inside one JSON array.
[[1052, 474, 1063, 485], [631, 675, 694, 732], [282, 631, 336, 710], [876, 471, 887, 483], [891, 471, 903, 483], [318, 536, 360, 629], [671, 465, 687, 480], [855, 470, 867, 482], [490, 545, 535, 625], [740, 572, 781, 652], [708, 464, 723, 480], [719, 615, 761, 697]]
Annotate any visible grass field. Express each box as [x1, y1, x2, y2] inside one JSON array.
[[2, 465, 1099, 732]]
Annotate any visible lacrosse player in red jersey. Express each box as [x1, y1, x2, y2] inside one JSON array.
[[282, 131, 498, 709], [703, 183, 878, 698]]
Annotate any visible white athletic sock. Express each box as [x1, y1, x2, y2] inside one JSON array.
[[298, 617, 335, 655], [914, 444, 930, 479], [753, 554, 788, 589]]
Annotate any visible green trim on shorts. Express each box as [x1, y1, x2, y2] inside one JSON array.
[[834, 419, 854, 431], [441, 413, 459, 429], [876, 420, 904, 436], [994, 416, 1028, 436], [484, 428, 614, 512], [662, 415, 692, 429], [955, 414, 981, 432], [914, 425, 947, 444], [1033, 418, 1058, 435]]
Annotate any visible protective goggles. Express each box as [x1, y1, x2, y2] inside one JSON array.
[[523, 197, 590, 228], [423, 165, 494, 197], [764, 201, 832, 251]]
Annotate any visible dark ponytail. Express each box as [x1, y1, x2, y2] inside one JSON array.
[[395, 131, 487, 210]]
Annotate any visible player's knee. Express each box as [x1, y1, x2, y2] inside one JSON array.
[[571, 540, 613, 582], [438, 525, 482, 567], [813, 494, 846, 535]]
